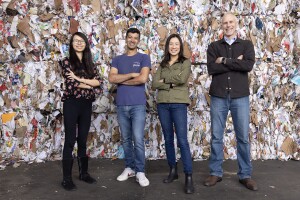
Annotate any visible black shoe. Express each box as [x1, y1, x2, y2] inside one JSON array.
[[78, 157, 97, 184], [61, 178, 77, 191], [62, 159, 76, 191], [80, 173, 97, 184], [184, 174, 195, 194], [163, 164, 179, 183]]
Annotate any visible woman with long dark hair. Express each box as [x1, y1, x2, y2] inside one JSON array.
[[152, 34, 194, 194], [60, 32, 102, 191]]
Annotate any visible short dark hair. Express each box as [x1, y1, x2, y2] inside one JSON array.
[[126, 28, 140, 39]]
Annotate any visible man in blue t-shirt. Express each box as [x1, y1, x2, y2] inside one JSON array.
[[108, 28, 151, 187]]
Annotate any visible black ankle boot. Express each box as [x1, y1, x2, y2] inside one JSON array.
[[163, 164, 179, 183], [184, 173, 194, 194], [62, 159, 77, 191], [78, 157, 97, 184]]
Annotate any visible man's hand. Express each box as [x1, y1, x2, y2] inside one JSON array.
[[237, 55, 243, 60], [215, 57, 224, 64]]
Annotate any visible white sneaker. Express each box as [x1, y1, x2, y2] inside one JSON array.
[[136, 172, 150, 187], [117, 168, 135, 181]]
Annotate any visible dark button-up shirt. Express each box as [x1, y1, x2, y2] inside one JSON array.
[[207, 37, 255, 98]]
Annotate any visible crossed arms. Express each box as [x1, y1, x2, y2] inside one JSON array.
[[207, 41, 255, 76], [66, 69, 102, 89], [108, 67, 150, 85]]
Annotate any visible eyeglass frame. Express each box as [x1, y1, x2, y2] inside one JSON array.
[[72, 39, 86, 45]]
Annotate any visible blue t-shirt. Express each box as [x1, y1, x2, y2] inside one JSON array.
[[111, 52, 151, 106]]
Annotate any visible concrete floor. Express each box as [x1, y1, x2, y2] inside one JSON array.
[[0, 159, 299, 200]]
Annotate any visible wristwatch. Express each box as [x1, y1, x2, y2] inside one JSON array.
[[222, 57, 226, 64]]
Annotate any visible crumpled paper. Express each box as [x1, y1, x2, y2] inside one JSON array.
[[0, 0, 299, 170]]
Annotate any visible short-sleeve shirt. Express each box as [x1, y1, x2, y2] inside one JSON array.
[[111, 53, 151, 106]]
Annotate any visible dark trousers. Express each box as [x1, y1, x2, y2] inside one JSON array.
[[63, 98, 92, 159]]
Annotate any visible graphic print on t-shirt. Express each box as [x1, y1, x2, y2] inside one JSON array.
[[132, 62, 141, 72]]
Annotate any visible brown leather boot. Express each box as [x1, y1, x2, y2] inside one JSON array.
[[239, 178, 258, 191], [204, 175, 222, 186]]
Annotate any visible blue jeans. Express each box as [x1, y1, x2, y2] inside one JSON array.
[[117, 105, 146, 172], [157, 103, 193, 174], [209, 95, 252, 179]]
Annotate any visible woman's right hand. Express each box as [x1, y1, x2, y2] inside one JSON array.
[[66, 69, 80, 81]]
